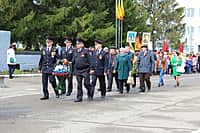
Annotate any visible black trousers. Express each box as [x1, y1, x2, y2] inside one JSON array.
[[118, 79, 130, 93], [91, 75, 106, 97], [64, 73, 73, 94], [197, 63, 200, 72], [132, 74, 137, 88], [139, 73, 151, 91], [107, 71, 119, 90], [42, 73, 58, 97], [76, 72, 92, 99], [8, 64, 15, 79]]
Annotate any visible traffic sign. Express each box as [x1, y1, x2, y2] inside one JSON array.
[[127, 31, 137, 43]]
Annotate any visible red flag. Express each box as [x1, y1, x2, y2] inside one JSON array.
[[162, 39, 168, 52], [178, 42, 184, 53]]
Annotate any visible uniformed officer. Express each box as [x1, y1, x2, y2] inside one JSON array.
[[39, 36, 59, 100], [60, 37, 74, 96], [90, 39, 108, 98], [72, 38, 93, 102]]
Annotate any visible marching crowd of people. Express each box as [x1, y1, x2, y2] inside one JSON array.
[[38, 36, 200, 102]]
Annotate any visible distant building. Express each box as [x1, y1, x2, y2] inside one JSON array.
[[177, 0, 200, 53]]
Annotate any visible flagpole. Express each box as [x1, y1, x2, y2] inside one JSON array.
[[117, 20, 121, 48], [121, 20, 123, 48], [115, 0, 118, 48]]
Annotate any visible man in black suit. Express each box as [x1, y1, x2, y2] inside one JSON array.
[[72, 38, 93, 102], [60, 37, 74, 96], [90, 39, 108, 98], [39, 36, 59, 100]]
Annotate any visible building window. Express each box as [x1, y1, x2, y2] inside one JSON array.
[[186, 26, 194, 35], [199, 26, 200, 35], [186, 26, 194, 40], [199, 8, 200, 17], [186, 8, 195, 17]]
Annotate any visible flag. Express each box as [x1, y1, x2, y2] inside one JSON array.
[[116, 0, 125, 20], [135, 36, 141, 50], [120, 0, 125, 20], [162, 39, 169, 52], [178, 42, 184, 53]]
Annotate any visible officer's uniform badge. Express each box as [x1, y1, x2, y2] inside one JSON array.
[[51, 48, 56, 58], [80, 52, 85, 57], [99, 54, 102, 60], [42, 50, 46, 55], [69, 50, 72, 54]]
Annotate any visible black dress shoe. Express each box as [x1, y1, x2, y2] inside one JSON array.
[[40, 97, 49, 100], [107, 89, 112, 92], [132, 84, 136, 88], [56, 95, 60, 98], [101, 96, 105, 99], [126, 88, 130, 93], [139, 90, 145, 93], [66, 92, 71, 96], [74, 99, 82, 102], [87, 97, 93, 101]]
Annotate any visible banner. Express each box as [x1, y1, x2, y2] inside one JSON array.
[[142, 32, 151, 45]]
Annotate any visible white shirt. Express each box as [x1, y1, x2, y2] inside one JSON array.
[[7, 48, 16, 65]]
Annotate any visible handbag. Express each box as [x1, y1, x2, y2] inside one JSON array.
[[127, 74, 134, 85], [10, 57, 14, 63], [15, 64, 20, 70], [176, 63, 185, 73]]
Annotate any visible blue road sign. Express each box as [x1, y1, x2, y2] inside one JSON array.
[[127, 31, 137, 43]]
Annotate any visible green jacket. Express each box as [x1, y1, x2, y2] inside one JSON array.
[[114, 53, 132, 80]]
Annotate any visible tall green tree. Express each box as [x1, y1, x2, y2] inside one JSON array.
[[145, 0, 185, 49], [0, 0, 158, 50]]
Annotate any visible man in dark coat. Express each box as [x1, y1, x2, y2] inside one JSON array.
[[60, 37, 74, 96], [72, 38, 93, 102], [106, 46, 119, 92], [39, 36, 59, 100], [90, 39, 108, 98], [136, 44, 155, 92]]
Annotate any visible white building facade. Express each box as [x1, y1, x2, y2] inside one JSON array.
[[177, 0, 200, 54]]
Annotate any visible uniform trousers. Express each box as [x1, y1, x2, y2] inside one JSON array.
[[42, 73, 58, 97], [91, 75, 106, 97], [76, 72, 92, 99], [65, 73, 73, 94]]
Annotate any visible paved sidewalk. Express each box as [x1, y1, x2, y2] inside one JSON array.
[[0, 74, 200, 133]]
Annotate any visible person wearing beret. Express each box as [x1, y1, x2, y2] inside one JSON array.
[[136, 44, 155, 92], [90, 39, 108, 99], [39, 36, 59, 100], [72, 38, 93, 102], [60, 37, 74, 96]]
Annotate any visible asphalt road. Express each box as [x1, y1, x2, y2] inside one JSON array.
[[0, 74, 200, 133]]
